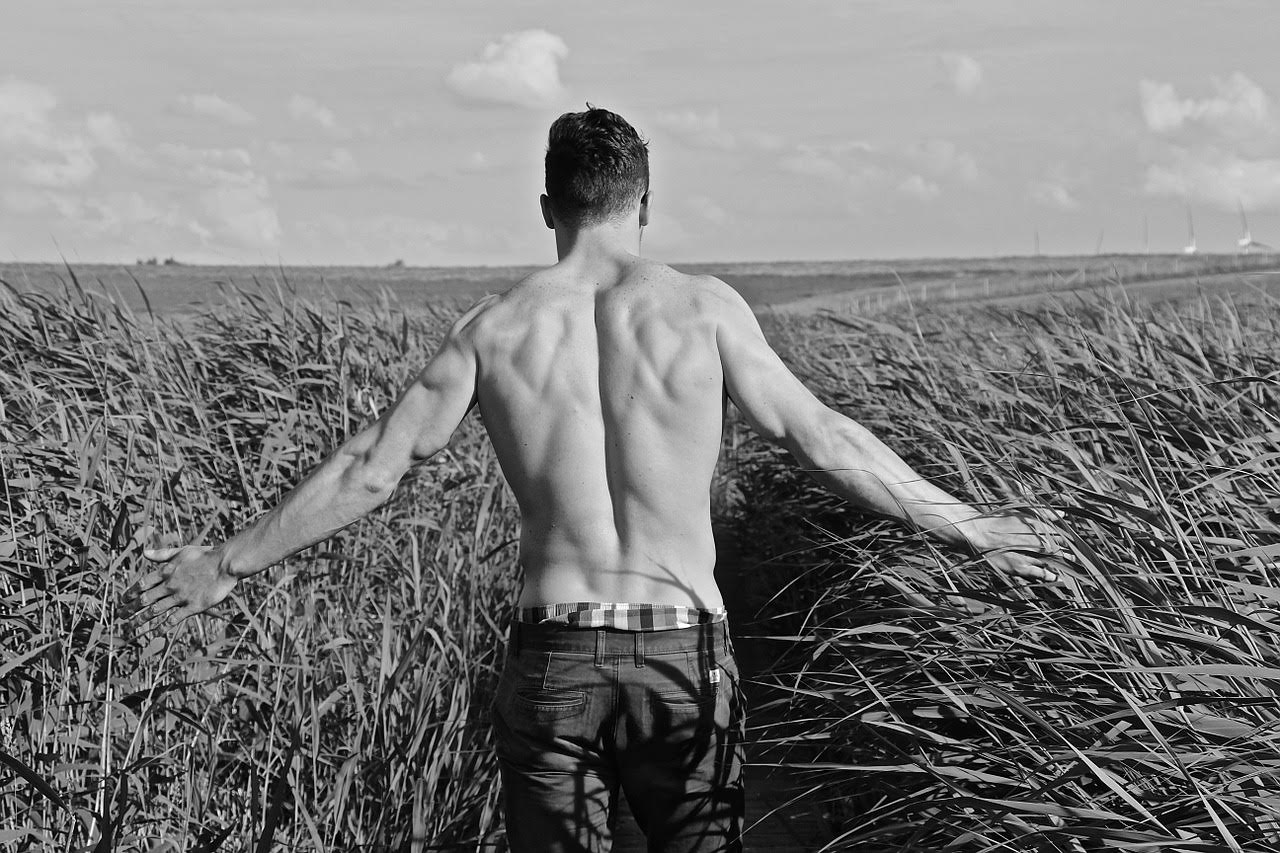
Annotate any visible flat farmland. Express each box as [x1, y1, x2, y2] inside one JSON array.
[[3, 257, 1280, 851], [3, 252, 1277, 318]]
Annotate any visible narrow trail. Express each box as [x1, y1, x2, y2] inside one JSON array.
[[611, 526, 835, 852]]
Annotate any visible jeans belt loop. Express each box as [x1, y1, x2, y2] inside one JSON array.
[[703, 623, 714, 685], [594, 629, 605, 667], [634, 631, 645, 668]]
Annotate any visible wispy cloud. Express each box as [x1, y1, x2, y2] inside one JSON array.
[[685, 194, 729, 225], [778, 137, 976, 205], [654, 109, 737, 150], [177, 93, 255, 125], [1139, 73, 1273, 138], [155, 144, 281, 248], [445, 30, 569, 109], [1029, 179, 1080, 211], [288, 94, 341, 132], [1140, 73, 1280, 212], [898, 175, 940, 201], [940, 53, 983, 97], [0, 77, 123, 189], [908, 139, 979, 185], [1145, 150, 1280, 212]]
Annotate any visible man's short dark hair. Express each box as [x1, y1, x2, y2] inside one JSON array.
[[545, 106, 649, 226]]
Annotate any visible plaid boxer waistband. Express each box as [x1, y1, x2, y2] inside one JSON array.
[[516, 601, 728, 632]]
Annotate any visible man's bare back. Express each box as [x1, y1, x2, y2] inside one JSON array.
[[465, 257, 729, 609], [129, 105, 1062, 626]]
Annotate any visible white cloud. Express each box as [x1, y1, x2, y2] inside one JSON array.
[[780, 146, 855, 184], [85, 113, 133, 157], [0, 78, 57, 146], [1145, 149, 1280, 212], [0, 77, 283, 258], [654, 109, 737, 150], [20, 143, 95, 188], [446, 30, 569, 109], [322, 147, 358, 177], [1030, 179, 1079, 210], [779, 141, 879, 185], [288, 94, 340, 131], [292, 214, 502, 265], [685, 194, 729, 225], [461, 150, 494, 172], [653, 109, 784, 154], [941, 53, 983, 97], [156, 143, 281, 249], [908, 139, 979, 184], [177, 93, 255, 125], [1139, 73, 1280, 213], [780, 137, 973, 203], [898, 174, 940, 201], [1139, 73, 1272, 137], [203, 181, 280, 248], [0, 78, 120, 189], [4, 187, 202, 252]]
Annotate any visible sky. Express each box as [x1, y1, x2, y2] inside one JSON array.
[[3, 0, 1279, 267]]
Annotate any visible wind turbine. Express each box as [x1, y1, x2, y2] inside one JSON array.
[[1183, 206, 1198, 255], [1237, 201, 1274, 254]]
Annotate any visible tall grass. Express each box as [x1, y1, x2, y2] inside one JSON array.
[[1, 273, 519, 850], [3, 268, 1279, 851], [736, 287, 1280, 851]]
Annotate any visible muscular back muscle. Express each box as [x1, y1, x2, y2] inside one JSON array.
[[468, 257, 728, 609]]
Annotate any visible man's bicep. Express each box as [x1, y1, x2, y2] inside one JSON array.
[[715, 297, 825, 444], [397, 335, 478, 461], [355, 316, 481, 483]]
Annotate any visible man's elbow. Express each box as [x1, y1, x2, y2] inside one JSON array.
[[343, 448, 404, 506], [784, 407, 871, 470]]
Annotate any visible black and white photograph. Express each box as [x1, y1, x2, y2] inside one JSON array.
[[3, 2, 1279, 850]]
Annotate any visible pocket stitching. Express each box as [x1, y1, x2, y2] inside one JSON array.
[[513, 689, 588, 719]]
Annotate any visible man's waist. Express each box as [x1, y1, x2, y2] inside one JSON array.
[[508, 614, 733, 660], [517, 601, 727, 632]]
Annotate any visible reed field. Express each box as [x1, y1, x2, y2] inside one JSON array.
[[2, 264, 1280, 851]]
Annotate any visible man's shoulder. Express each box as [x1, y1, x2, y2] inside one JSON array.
[[669, 269, 753, 321], [634, 262, 745, 308]]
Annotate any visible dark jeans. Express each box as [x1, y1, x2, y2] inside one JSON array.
[[493, 620, 745, 853]]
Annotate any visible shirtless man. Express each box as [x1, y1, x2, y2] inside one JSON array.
[[129, 107, 1063, 852]]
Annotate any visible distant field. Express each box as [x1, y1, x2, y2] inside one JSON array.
[[3, 253, 1277, 318]]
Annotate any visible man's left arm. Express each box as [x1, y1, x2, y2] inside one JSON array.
[[127, 301, 488, 621]]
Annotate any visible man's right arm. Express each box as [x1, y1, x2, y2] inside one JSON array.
[[126, 296, 495, 622], [709, 279, 1060, 580]]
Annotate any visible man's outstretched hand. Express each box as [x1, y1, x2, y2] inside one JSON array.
[[123, 545, 237, 623], [961, 510, 1069, 583]]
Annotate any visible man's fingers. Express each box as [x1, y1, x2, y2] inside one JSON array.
[[1017, 557, 1061, 583], [140, 583, 176, 608], [988, 552, 1061, 583], [1019, 566, 1059, 583], [133, 571, 168, 593], [135, 595, 179, 626]]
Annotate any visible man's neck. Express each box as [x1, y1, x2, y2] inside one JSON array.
[[553, 218, 642, 264]]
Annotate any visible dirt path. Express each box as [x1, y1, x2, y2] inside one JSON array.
[[763, 268, 1280, 317]]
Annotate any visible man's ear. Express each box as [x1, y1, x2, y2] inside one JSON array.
[[539, 194, 555, 229], [638, 190, 651, 227]]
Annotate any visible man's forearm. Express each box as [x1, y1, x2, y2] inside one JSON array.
[[787, 412, 987, 549], [216, 444, 396, 579]]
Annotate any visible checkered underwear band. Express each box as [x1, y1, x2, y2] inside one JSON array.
[[517, 602, 728, 632]]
